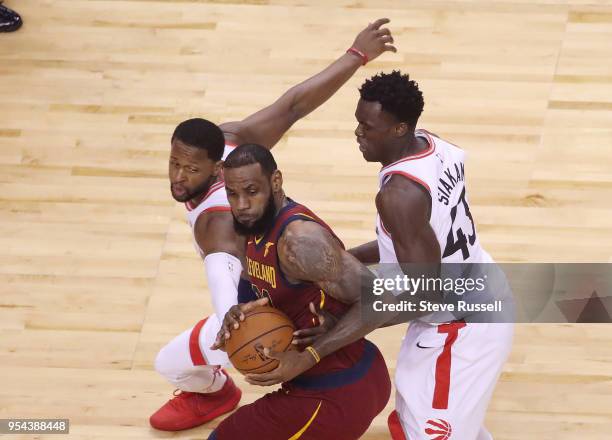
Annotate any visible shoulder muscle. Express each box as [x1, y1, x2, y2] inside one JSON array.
[[277, 220, 342, 284]]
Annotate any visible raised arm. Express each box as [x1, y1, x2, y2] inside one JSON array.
[[220, 18, 396, 149]]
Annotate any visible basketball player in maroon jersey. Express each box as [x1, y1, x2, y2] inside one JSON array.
[[150, 20, 397, 432], [209, 144, 392, 439]]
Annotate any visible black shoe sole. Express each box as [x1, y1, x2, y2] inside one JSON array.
[[0, 18, 22, 32]]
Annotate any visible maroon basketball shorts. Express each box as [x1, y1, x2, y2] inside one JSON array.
[[209, 340, 391, 440]]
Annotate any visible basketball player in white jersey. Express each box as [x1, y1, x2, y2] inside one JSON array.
[[245, 71, 514, 440], [149, 20, 397, 431]]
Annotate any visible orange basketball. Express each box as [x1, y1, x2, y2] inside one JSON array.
[[225, 305, 295, 375]]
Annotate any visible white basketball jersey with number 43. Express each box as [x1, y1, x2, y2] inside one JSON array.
[[376, 129, 492, 265]]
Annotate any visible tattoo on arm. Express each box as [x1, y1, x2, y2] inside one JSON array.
[[279, 223, 342, 285], [278, 221, 364, 304], [278, 221, 403, 358]]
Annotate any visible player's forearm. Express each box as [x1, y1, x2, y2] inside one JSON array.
[[312, 270, 399, 359], [203, 252, 243, 319], [288, 52, 362, 120], [347, 240, 379, 264], [311, 295, 397, 359]]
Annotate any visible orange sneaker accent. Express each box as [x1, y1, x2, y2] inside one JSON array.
[[150, 373, 241, 431]]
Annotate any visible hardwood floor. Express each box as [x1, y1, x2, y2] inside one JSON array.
[[1, 1, 611, 438]]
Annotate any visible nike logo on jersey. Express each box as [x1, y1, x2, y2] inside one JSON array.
[[416, 342, 435, 349]]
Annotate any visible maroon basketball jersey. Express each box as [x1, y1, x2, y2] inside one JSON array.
[[245, 199, 365, 378]]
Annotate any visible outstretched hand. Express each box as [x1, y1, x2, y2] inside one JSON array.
[[351, 18, 397, 62], [211, 297, 270, 351]]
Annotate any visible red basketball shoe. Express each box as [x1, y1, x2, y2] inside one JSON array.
[[150, 372, 241, 431]]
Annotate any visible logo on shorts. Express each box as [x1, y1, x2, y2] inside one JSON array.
[[425, 418, 452, 440]]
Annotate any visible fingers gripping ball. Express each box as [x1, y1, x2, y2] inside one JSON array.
[[225, 305, 295, 375]]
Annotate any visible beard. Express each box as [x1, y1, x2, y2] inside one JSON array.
[[170, 175, 216, 203], [232, 192, 277, 237]]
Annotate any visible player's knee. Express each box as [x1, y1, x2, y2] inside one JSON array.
[[154, 343, 183, 381]]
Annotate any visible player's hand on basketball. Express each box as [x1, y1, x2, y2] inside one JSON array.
[[291, 302, 338, 347], [244, 347, 316, 387], [351, 18, 397, 62], [211, 297, 270, 351]]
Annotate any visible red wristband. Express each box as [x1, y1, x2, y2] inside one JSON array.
[[347, 47, 368, 65]]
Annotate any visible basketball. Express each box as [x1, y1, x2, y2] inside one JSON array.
[[225, 305, 296, 375]]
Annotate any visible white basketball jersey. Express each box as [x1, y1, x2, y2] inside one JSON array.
[[185, 144, 236, 259], [376, 130, 492, 265], [378, 133, 514, 439]]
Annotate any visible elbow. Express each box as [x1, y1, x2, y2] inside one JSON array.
[[288, 102, 304, 125], [287, 85, 309, 122]]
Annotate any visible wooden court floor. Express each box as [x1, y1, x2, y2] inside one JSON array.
[[1, 1, 611, 439]]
